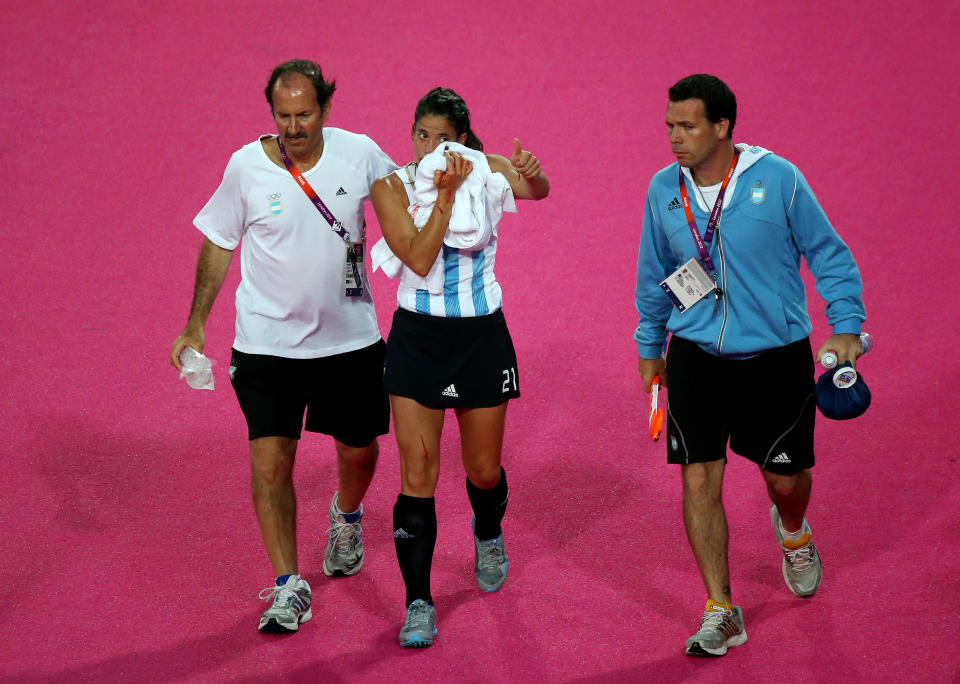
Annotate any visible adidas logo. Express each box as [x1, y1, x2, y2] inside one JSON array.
[[336, 187, 347, 196], [771, 452, 791, 464], [441, 384, 458, 398], [394, 528, 414, 539], [667, 196, 682, 211]]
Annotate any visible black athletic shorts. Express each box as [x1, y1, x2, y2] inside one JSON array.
[[383, 308, 520, 409], [664, 335, 815, 474], [229, 340, 389, 447]]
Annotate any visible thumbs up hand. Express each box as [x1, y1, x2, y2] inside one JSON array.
[[509, 138, 541, 179]]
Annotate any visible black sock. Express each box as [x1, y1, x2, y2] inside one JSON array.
[[467, 467, 508, 540], [393, 494, 437, 606]]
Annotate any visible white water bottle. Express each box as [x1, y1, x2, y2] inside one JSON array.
[[821, 332, 873, 370], [179, 347, 215, 390]]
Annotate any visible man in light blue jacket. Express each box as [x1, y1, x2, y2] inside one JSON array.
[[634, 74, 866, 657]]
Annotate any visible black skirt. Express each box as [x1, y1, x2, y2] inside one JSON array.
[[384, 308, 521, 409]]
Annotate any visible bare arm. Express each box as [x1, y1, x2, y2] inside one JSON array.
[[170, 237, 234, 370], [371, 151, 473, 276], [487, 139, 550, 200]]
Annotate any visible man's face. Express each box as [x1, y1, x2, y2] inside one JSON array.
[[665, 98, 728, 170], [271, 73, 330, 159]]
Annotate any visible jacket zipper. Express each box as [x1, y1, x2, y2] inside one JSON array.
[[715, 226, 728, 354]]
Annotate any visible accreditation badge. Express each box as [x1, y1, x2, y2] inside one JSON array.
[[659, 257, 715, 313], [345, 243, 364, 297]]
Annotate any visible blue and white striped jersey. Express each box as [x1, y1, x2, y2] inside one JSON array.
[[394, 165, 504, 318]]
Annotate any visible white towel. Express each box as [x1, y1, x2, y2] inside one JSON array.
[[371, 143, 516, 294], [410, 142, 515, 250]]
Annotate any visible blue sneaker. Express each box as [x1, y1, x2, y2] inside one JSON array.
[[473, 517, 508, 592], [258, 575, 312, 633], [398, 599, 437, 648]]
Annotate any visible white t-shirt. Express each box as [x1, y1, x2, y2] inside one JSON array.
[[194, 128, 397, 358]]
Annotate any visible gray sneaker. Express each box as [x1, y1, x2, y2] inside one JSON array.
[[472, 517, 509, 592], [398, 599, 437, 648], [770, 504, 822, 598], [685, 602, 747, 656], [323, 492, 364, 577], [258, 575, 312, 633]]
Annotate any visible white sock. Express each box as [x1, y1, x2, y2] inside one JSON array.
[[779, 518, 806, 540]]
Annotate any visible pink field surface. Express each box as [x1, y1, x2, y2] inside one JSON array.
[[1, 2, 958, 682]]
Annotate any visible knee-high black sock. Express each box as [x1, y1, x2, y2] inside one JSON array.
[[393, 494, 437, 606], [467, 467, 508, 540]]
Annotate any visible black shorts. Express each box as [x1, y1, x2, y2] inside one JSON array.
[[229, 341, 389, 447], [383, 308, 520, 409], [664, 336, 815, 474]]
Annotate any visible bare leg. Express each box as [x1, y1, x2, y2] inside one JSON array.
[[456, 403, 508, 489], [761, 468, 812, 532], [334, 438, 379, 512], [681, 460, 731, 604], [250, 436, 299, 576], [392, 395, 445, 496]]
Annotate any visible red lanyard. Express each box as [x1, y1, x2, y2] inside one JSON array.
[[276, 136, 362, 292], [678, 150, 739, 275]]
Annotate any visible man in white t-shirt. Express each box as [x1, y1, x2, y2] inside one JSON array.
[[170, 60, 397, 634]]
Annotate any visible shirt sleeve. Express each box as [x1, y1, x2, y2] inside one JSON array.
[[193, 151, 246, 250], [363, 135, 399, 183], [786, 165, 865, 334], [634, 182, 674, 358]]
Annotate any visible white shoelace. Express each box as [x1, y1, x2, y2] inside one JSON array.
[[259, 585, 295, 608], [700, 606, 730, 628], [329, 519, 361, 555], [785, 544, 816, 571]]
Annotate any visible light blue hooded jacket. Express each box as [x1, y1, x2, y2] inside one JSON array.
[[634, 144, 864, 358]]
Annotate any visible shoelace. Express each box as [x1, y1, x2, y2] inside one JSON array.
[[700, 606, 730, 628], [784, 543, 816, 571], [259, 585, 296, 609], [477, 538, 505, 571], [329, 518, 362, 555], [700, 606, 740, 638], [405, 601, 432, 629]]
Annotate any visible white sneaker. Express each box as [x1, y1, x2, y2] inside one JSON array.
[[323, 492, 364, 577], [258, 575, 312, 633], [685, 601, 747, 656], [771, 504, 822, 598]]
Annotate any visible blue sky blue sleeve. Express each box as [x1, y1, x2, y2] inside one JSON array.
[[634, 186, 673, 357], [786, 165, 865, 334]]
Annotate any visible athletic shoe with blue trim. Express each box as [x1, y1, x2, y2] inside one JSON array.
[[472, 517, 508, 592], [323, 492, 364, 577], [770, 504, 822, 598], [685, 601, 747, 656], [399, 599, 437, 648], [258, 575, 312, 633]]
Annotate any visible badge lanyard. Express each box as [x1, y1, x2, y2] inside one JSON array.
[[276, 136, 364, 297], [678, 150, 740, 280]]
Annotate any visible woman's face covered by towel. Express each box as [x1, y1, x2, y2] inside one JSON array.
[[413, 114, 467, 162]]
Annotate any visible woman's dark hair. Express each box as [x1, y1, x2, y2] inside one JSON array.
[[264, 59, 336, 110], [413, 87, 483, 151], [668, 74, 737, 138]]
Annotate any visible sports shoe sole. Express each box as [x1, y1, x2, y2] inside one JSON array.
[[685, 630, 748, 657], [258, 608, 313, 634], [399, 631, 436, 648], [323, 554, 363, 577]]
